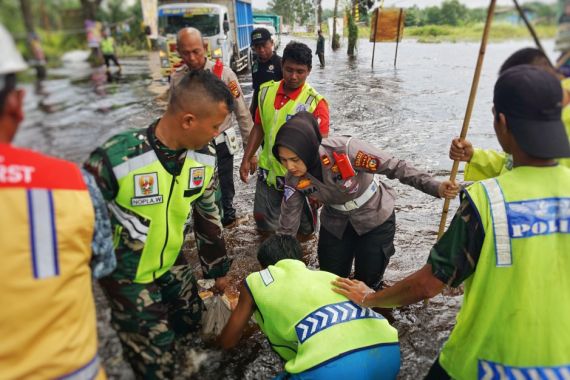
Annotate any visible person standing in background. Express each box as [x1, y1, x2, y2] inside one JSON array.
[[101, 29, 122, 73], [316, 30, 325, 68], [172, 27, 254, 227], [250, 27, 282, 118]]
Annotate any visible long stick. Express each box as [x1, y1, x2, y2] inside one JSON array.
[[394, 8, 403, 67], [512, 0, 553, 67], [437, 0, 497, 239], [372, 8, 379, 68]]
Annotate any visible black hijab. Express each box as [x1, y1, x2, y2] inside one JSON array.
[[273, 111, 323, 180]]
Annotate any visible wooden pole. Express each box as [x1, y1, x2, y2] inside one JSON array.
[[394, 8, 403, 68], [437, 0, 497, 239], [512, 0, 553, 67], [372, 8, 379, 68]]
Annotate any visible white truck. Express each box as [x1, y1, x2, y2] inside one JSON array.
[[157, 1, 253, 77]]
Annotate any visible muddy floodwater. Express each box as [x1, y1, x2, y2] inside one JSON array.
[[15, 36, 556, 379]]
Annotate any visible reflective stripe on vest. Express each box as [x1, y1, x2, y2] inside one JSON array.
[[481, 179, 512, 266], [60, 354, 101, 380], [113, 149, 215, 283], [27, 189, 59, 279], [296, 301, 384, 343], [257, 81, 324, 188], [478, 359, 570, 380]]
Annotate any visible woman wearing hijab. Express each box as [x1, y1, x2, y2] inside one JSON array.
[[275, 111, 458, 289]]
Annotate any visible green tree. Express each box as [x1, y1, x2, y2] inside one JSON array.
[[526, 2, 558, 24], [99, 0, 129, 25], [425, 6, 442, 25], [439, 0, 467, 26], [347, 6, 357, 56], [269, 0, 313, 25], [295, 0, 314, 26], [332, 0, 340, 49], [404, 5, 423, 26]]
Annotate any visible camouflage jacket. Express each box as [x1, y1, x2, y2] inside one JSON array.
[[84, 120, 230, 282], [428, 194, 485, 287]]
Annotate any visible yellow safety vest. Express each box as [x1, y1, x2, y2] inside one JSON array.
[[113, 148, 215, 283], [258, 80, 323, 189], [101, 37, 115, 55], [246, 259, 398, 373], [0, 144, 105, 379], [440, 165, 570, 379]]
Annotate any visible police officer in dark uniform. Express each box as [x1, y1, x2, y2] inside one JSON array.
[[250, 27, 283, 117]]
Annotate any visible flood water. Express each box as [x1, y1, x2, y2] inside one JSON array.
[[14, 36, 557, 379]]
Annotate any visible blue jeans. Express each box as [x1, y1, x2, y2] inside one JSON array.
[[274, 343, 400, 380]]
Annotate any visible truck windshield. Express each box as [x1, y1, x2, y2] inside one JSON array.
[[158, 8, 220, 36]]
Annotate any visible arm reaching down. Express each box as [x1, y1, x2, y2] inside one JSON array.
[[218, 283, 255, 349]]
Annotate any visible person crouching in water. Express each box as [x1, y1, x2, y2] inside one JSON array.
[[274, 112, 458, 290], [219, 234, 400, 379]]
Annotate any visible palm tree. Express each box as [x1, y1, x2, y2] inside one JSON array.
[[332, 0, 340, 49]]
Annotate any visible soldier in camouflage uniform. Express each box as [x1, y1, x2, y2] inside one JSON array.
[[84, 70, 234, 379]]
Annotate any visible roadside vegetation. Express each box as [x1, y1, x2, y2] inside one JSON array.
[[0, 0, 147, 67], [291, 0, 560, 44]]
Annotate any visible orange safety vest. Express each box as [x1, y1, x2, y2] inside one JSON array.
[[0, 143, 105, 379]]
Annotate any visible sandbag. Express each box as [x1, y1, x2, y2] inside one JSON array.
[[198, 280, 232, 337]]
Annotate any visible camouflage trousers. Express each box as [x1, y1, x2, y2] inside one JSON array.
[[99, 264, 203, 380]]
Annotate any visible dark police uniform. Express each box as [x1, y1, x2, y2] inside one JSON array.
[[250, 53, 283, 117]]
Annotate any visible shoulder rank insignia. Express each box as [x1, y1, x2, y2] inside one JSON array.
[[228, 80, 240, 98], [321, 154, 331, 166], [296, 178, 312, 190], [355, 151, 380, 172]]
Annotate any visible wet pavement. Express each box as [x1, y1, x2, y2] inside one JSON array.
[[14, 36, 556, 379]]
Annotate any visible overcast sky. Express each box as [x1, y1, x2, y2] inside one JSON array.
[[252, 0, 556, 11]]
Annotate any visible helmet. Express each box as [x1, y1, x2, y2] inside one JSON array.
[[0, 24, 28, 75]]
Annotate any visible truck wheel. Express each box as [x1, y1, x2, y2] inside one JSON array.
[[230, 56, 237, 73]]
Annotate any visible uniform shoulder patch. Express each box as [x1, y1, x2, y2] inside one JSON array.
[[284, 185, 296, 202], [354, 151, 380, 172], [259, 269, 274, 286], [228, 80, 240, 98]]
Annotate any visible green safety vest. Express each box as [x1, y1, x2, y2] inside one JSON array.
[[440, 165, 570, 379], [464, 148, 512, 181], [246, 259, 398, 374], [257, 80, 323, 189], [112, 149, 215, 283], [101, 37, 115, 55]]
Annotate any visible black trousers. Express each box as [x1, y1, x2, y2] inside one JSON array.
[[424, 357, 451, 380], [317, 212, 396, 290], [317, 52, 325, 67], [215, 141, 236, 222], [103, 54, 120, 68]]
